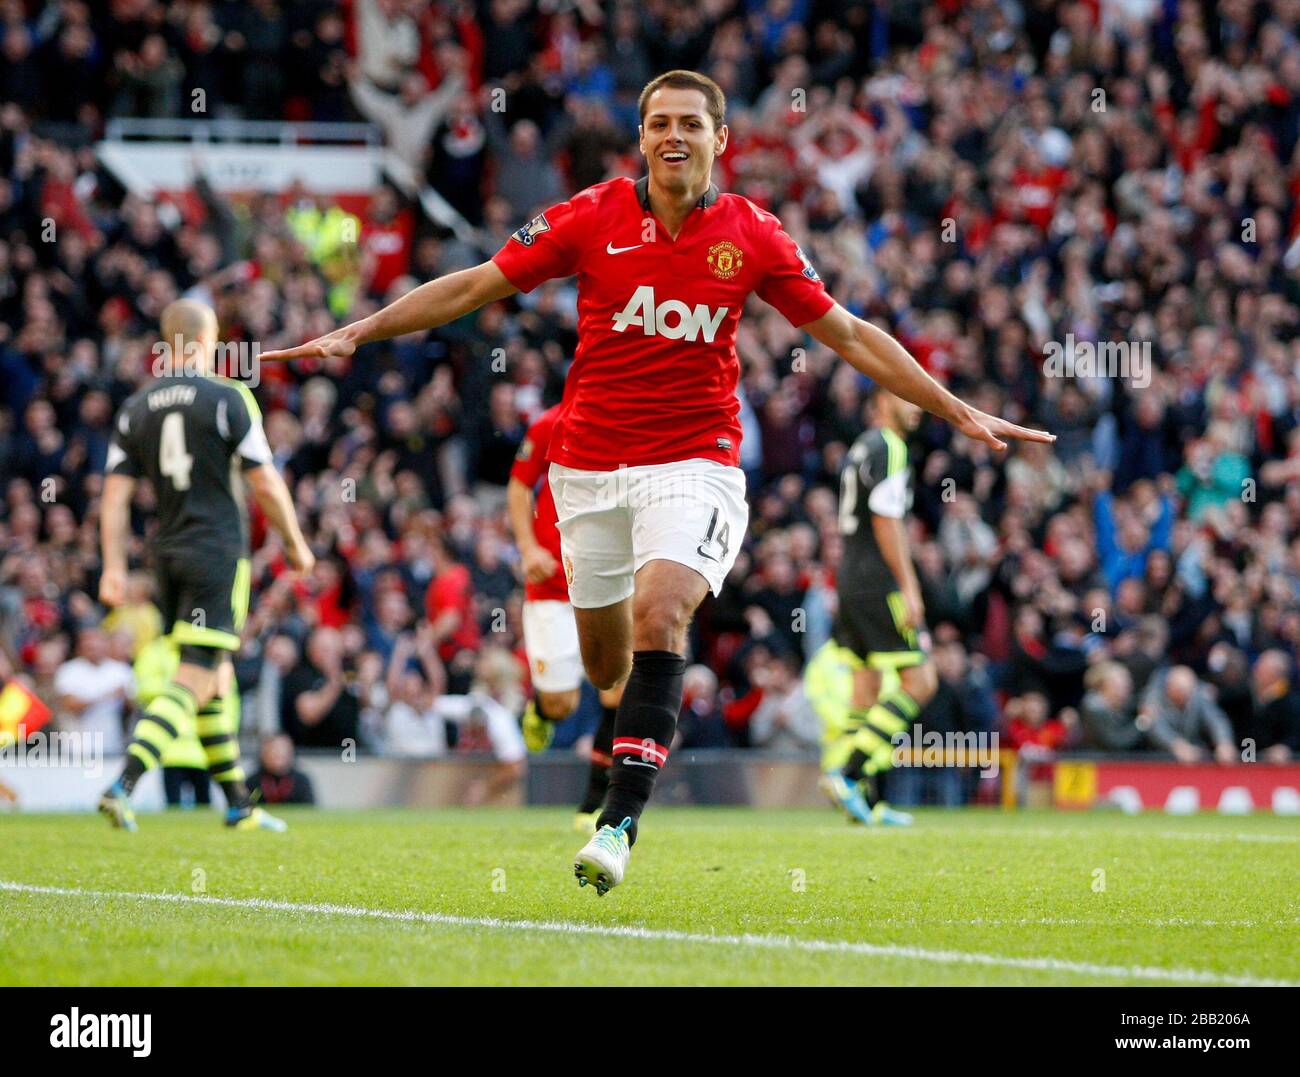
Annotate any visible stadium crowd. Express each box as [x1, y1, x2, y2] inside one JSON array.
[[1, 0, 1299, 796]]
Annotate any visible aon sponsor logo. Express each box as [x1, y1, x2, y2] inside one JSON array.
[[611, 285, 728, 343]]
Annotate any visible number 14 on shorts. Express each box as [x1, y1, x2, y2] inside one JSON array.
[[697, 507, 731, 563]]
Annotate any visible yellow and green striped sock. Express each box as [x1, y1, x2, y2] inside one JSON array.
[[121, 683, 197, 794], [841, 684, 921, 782], [197, 695, 249, 810]]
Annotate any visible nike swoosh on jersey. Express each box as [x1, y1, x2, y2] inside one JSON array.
[[620, 758, 659, 768], [606, 242, 644, 255]]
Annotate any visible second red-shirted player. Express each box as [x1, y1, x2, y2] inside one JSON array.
[[506, 403, 624, 835]]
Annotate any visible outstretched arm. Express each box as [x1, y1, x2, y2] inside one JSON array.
[[260, 261, 518, 362], [803, 303, 1054, 451]]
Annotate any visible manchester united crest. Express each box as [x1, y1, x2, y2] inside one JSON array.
[[563, 554, 575, 586], [707, 240, 744, 280]]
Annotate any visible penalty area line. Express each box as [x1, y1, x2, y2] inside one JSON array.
[[1, 879, 1293, 987]]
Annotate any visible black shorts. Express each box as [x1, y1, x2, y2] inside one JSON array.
[[833, 589, 929, 670], [155, 549, 250, 653]]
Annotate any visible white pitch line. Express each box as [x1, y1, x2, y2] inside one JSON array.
[[2, 880, 1294, 987], [1150, 830, 1299, 844], [914, 827, 1300, 845], [856, 916, 1300, 929]]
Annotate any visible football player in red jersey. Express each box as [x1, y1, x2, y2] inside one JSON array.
[[263, 69, 1053, 895], [506, 403, 625, 835]]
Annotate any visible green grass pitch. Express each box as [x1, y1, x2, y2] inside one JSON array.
[[0, 807, 1296, 986]]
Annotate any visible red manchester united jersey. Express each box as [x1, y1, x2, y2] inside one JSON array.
[[509, 404, 568, 603], [492, 176, 833, 471]]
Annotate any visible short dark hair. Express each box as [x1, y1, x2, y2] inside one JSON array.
[[638, 70, 727, 130]]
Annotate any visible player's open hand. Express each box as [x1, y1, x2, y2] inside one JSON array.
[[956, 406, 1055, 452], [260, 326, 360, 363], [98, 566, 126, 607]]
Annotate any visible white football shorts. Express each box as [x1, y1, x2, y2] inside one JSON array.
[[521, 598, 583, 693], [548, 457, 749, 610]]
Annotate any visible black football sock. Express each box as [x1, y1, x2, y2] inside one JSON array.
[[840, 747, 882, 807], [841, 745, 870, 783], [117, 753, 148, 796], [577, 702, 618, 815], [218, 778, 251, 813], [596, 651, 685, 846]]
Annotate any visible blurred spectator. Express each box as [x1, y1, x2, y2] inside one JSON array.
[[247, 733, 317, 806], [1004, 691, 1076, 758], [1251, 650, 1300, 762], [1092, 477, 1174, 592], [1178, 429, 1252, 522], [937, 493, 999, 613], [383, 625, 449, 757], [1113, 617, 1168, 696], [746, 553, 804, 655], [280, 626, 363, 750], [354, 0, 422, 92], [484, 117, 565, 221], [53, 626, 134, 755], [747, 652, 820, 752], [433, 646, 526, 803], [1079, 661, 1143, 751], [470, 381, 526, 504], [929, 639, 998, 737], [424, 533, 480, 690], [676, 664, 728, 748], [238, 0, 290, 119], [1203, 642, 1254, 745], [111, 34, 184, 120], [1139, 666, 1237, 765], [349, 60, 466, 172], [367, 588, 414, 662]]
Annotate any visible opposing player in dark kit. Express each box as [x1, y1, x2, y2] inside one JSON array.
[[823, 388, 937, 826], [99, 299, 315, 831]]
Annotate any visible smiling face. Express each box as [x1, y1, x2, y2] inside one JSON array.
[[638, 85, 728, 197]]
